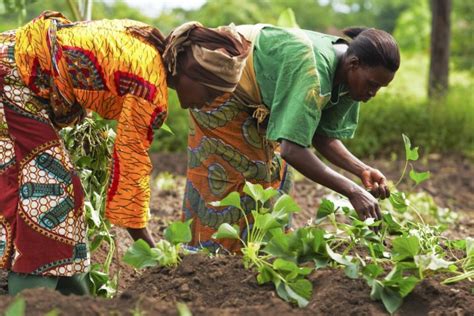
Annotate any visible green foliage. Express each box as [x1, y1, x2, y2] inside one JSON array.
[[122, 239, 162, 269], [164, 220, 193, 245], [5, 297, 25, 316], [213, 182, 310, 307], [61, 116, 117, 297], [123, 220, 193, 269], [346, 84, 474, 157], [393, 0, 430, 53], [451, 1, 474, 71]]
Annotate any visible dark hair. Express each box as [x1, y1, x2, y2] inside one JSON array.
[[343, 27, 400, 72]]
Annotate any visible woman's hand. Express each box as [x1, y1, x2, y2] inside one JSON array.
[[126, 227, 155, 248], [360, 168, 390, 199], [348, 186, 382, 223]]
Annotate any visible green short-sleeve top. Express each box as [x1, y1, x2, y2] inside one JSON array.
[[253, 26, 360, 147]]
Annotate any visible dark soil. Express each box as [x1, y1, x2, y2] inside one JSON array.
[[0, 153, 472, 315]]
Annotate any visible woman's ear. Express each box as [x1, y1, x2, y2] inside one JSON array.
[[349, 56, 360, 70]]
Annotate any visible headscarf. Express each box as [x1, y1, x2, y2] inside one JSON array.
[[128, 22, 251, 93]]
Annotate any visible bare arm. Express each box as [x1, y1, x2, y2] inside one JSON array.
[[280, 139, 381, 221], [312, 134, 390, 199]]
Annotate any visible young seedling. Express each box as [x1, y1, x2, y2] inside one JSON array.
[[123, 220, 193, 269], [211, 182, 312, 307]]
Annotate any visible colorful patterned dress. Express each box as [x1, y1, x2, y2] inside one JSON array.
[[183, 26, 360, 252], [0, 12, 168, 276]]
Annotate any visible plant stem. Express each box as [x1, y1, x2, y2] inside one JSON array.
[[395, 159, 409, 187]]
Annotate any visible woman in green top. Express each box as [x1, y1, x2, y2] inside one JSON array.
[[183, 25, 400, 251]]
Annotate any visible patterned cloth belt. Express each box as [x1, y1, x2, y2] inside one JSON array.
[[233, 24, 270, 124], [46, 19, 86, 128]]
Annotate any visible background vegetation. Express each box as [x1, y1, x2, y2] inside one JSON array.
[[0, 0, 472, 158]]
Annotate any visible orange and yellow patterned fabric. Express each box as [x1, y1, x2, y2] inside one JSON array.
[[14, 11, 168, 228]]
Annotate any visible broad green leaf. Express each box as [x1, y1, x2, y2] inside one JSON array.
[[275, 280, 290, 302], [395, 276, 419, 297], [273, 258, 299, 272], [363, 264, 384, 280], [370, 281, 383, 300], [276, 8, 300, 28], [263, 229, 293, 259], [5, 298, 26, 316], [392, 236, 420, 261], [317, 199, 335, 219], [380, 287, 403, 314], [402, 134, 419, 161], [382, 212, 403, 233], [160, 122, 174, 134], [123, 239, 160, 269], [253, 212, 280, 232], [314, 258, 329, 269], [262, 188, 279, 204], [243, 181, 265, 202], [312, 228, 326, 253], [273, 258, 311, 277], [344, 263, 360, 279], [212, 223, 240, 240], [273, 194, 300, 215], [285, 279, 312, 308], [257, 265, 275, 284], [409, 168, 430, 185], [389, 192, 409, 213], [164, 220, 193, 245], [210, 191, 242, 210]]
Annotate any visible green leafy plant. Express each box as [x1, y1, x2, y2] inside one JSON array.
[[5, 297, 25, 316], [442, 237, 474, 284], [123, 220, 193, 269], [307, 134, 466, 314], [61, 115, 117, 297], [212, 182, 312, 307]]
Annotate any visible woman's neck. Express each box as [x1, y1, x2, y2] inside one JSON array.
[[333, 44, 348, 86]]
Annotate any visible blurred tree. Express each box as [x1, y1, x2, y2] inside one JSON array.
[[0, 0, 37, 25], [393, 0, 430, 53], [328, 0, 410, 32], [180, 0, 275, 27], [451, 1, 473, 71], [428, 0, 451, 98]]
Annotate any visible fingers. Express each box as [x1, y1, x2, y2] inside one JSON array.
[[370, 182, 380, 198], [359, 204, 382, 233], [378, 177, 389, 199], [369, 181, 391, 200]]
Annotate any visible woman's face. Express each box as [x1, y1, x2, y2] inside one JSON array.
[[173, 73, 224, 109], [346, 59, 395, 102]]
